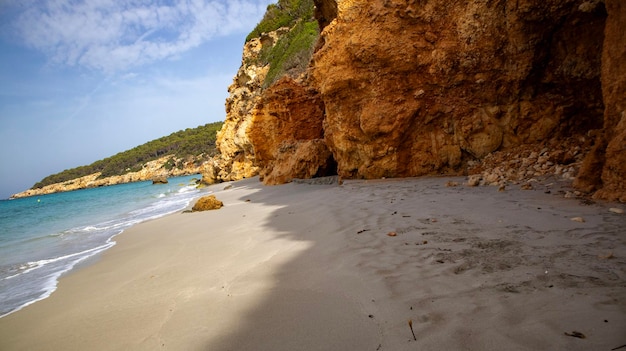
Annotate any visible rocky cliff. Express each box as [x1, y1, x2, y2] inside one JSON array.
[[206, 0, 625, 201], [249, 77, 335, 184], [575, 0, 626, 201], [313, 0, 605, 175], [201, 30, 286, 184]]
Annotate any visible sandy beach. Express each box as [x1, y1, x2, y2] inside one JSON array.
[[0, 176, 624, 350]]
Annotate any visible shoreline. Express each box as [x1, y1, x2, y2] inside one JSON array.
[[10, 165, 205, 200], [0, 175, 207, 320], [1, 176, 624, 350]]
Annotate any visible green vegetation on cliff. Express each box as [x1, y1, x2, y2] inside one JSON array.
[[33, 122, 223, 189], [261, 20, 319, 87], [247, 0, 319, 87], [246, 0, 315, 42]]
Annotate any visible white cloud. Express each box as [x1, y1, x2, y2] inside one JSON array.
[[8, 0, 272, 73]]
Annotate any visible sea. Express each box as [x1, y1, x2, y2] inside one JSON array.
[[0, 174, 210, 318]]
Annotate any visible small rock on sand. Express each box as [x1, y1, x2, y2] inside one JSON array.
[[599, 252, 615, 259], [521, 183, 533, 190], [192, 195, 224, 211], [570, 217, 585, 223], [609, 208, 624, 214], [467, 175, 481, 187]]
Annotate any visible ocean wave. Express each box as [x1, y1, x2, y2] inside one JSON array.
[[0, 175, 207, 319], [48, 222, 125, 238], [3, 241, 116, 281], [0, 240, 115, 318], [177, 185, 196, 193], [79, 222, 127, 232]]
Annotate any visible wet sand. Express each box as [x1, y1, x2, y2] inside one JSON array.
[[1, 176, 625, 350]]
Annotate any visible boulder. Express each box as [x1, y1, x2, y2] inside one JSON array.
[[259, 139, 335, 185], [152, 176, 168, 184], [191, 195, 223, 211]]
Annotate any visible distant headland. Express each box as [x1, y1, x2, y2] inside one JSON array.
[[11, 122, 222, 199]]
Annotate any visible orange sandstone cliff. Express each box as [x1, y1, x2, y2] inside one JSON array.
[[249, 77, 334, 184], [576, 0, 626, 201], [207, 0, 625, 201]]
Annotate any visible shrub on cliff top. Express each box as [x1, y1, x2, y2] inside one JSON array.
[[246, 0, 315, 42], [244, 0, 319, 87], [261, 19, 319, 87]]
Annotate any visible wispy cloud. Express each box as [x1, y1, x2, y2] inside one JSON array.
[[6, 0, 272, 73]]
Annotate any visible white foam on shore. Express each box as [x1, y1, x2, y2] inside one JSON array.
[[3, 242, 117, 281], [0, 177, 209, 319], [0, 240, 115, 318]]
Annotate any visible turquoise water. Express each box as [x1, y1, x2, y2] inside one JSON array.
[[0, 175, 209, 318]]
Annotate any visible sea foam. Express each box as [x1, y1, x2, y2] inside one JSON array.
[[0, 175, 207, 318]]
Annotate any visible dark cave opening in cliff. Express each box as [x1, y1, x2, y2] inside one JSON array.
[[523, 1, 607, 138], [314, 153, 338, 178]]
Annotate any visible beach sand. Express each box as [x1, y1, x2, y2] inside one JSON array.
[[0, 176, 624, 350]]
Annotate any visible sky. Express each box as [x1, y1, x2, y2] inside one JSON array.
[[0, 0, 274, 199]]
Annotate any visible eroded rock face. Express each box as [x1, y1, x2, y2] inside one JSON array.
[[202, 0, 623, 201], [249, 77, 333, 184], [311, 0, 606, 180], [204, 30, 289, 184], [580, 0, 626, 202], [261, 139, 335, 185]]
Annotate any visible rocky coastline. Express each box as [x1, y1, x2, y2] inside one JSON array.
[[10, 156, 202, 199]]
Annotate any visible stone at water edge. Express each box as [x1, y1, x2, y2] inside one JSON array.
[[152, 176, 168, 184]]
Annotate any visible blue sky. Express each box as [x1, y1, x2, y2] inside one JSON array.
[[0, 0, 274, 199]]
